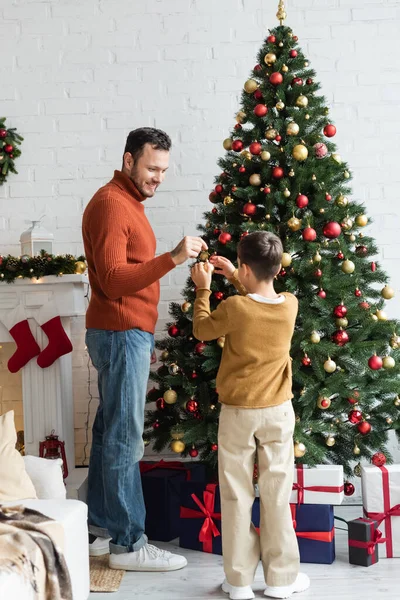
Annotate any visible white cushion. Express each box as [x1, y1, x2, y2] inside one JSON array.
[[23, 455, 67, 500]]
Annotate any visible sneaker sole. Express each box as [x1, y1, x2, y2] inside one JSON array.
[[109, 561, 188, 572], [89, 547, 110, 557], [222, 581, 255, 600], [264, 583, 310, 599]]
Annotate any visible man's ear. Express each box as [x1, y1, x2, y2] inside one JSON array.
[[123, 151, 134, 170]]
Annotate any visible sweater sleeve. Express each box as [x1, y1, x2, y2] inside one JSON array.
[[227, 269, 247, 296], [85, 195, 175, 299], [193, 289, 232, 341]]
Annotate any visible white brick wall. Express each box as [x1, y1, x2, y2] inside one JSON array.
[[1, 0, 400, 464]]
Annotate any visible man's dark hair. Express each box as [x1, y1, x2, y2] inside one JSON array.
[[237, 231, 283, 281], [124, 127, 171, 161]]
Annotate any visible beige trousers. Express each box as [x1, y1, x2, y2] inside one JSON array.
[[218, 401, 300, 587]]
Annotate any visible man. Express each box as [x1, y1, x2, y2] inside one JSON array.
[[82, 127, 207, 571]]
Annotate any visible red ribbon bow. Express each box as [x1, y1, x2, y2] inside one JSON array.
[[349, 530, 385, 556], [292, 465, 344, 505], [364, 466, 400, 558], [139, 460, 192, 480], [180, 483, 221, 553]]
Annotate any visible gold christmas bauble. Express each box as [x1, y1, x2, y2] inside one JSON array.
[[281, 64, 289, 73], [310, 331, 321, 344], [305, 61, 309, 67], [224, 195, 234, 206], [261, 150, 271, 161], [181, 301, 191, 313], [292, 144, 308, 161], [279, 41, 284, 47], [289, 169, 295, 177], [341, 217, 353, 231], [376, 309, 388, 321], [390, 334, 400, 349], [296, 95, 308, 108], [217, 336, 225, 348], [171, 440, 185, 453], [320, 208, 325, 214], [265, 128, 278, 140], [344, 170, 350, 179], [371, 314, 379, 322], [326, 436, 336, 447], [276, 100, 285, 111], [264, 52, 277, 65], [313, 251, 322, 263], [356, 214, 368, 227], [244, 79, 258, 93], [394, 396, 400, 406], [305, 114, 310, 120], [349, 234, 356, 242], [354, 463, 362, 477], [287, 122, 300, 136], [163, 389, 178, 404], [317, 396, 331, 409], [288, 217, 302, 231], [241, 150, 252, 160], [381, 285, 395, 300], [199, 251, 210, 261], [143, 438, 150, 447], [168, 363, 179, 375], [236, 110, 247, 124], [294, 441, 307, 458], [342, 260, 355, 274], [223, 138, 233, 150], [283, 188, 291, 198], [353, 444, 361, 455], [387, 417, 393, 425], [383, 356, 396, 369], [336, 317, 348, 328], [324, 358, 337, 373], [281, 252, 292, 267], [312, 174, 317, 181], [332, 153, 342, 164], [249, 173, 262, 186], [74, 261, 86, 274], [161, 350, 169, 362], [335, 195, 348, 208]]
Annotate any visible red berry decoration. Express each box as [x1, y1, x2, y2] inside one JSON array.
[[269, 72, 283, 86], [239, 166, 246, 173], [296, 194, 309, 209], [332, 329, 350, 346], [358, 421, 372, 435], [323, 221, 341, 239], [272, 166, 284, 179], [314, 269, 322, 278], [218, 231, 232, 245], [348, 410, 363, 424], [354, 288, 362, 298], [264, 187, 271, 194], [344, 482, 355, 497], [289, 50, 298, 58], [323, 124, 337, 138], [249, 141, 262, 155], [232, 140, 244, 152], [211, 443, 218, 452], [292, 77, 303, 86], [152, 421, 160, 429], [4, 144, 13, 154], [267, 35, 276, 43], [190, 370, 198, 380], [195, 342, 207, 355], [325, 193, 332, 201], [189, 447, 199, 458], [156, 397, 166, 410], [275, 135, 282, 142], [213, 291, 224, 301], [317, 289, 327, 299], [254, 104, 268, 117], [306, 78, 313, 85], [302, 227, 317, 242], [243, 202, 257, 216], [372, 452, 387, 467], [254, 90, 263, 100], [337, 251, 344, 260], [368, 355, 383, 370], [254, 64, 262, 72], [333, 304, 347, 318], [168, 324, 180, 337], [215, 184, 223, 194], [279, 269, 286, 277], [186, 399, 199, 413], [302, 355, 312, 367], [371, 262, 377, 272], [0, 129, 7, 139]]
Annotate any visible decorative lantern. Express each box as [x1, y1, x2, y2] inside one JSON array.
[[39, 431, 68, 479], [20, 220, 54, 257]]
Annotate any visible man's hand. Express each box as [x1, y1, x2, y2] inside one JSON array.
[[171, 236, 208, 266], [191, 262, 212, 289], [150, 350, 157, 364], [209, 255, 235, 278]]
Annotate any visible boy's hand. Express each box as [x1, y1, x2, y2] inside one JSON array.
[[209, 255, 235, 278], [191, 262, 212, 289]]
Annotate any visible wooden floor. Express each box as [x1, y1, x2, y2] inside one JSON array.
[[90, 506, 397, 600]]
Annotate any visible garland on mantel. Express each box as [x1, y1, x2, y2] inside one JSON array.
[[0, 251, 86, 283]]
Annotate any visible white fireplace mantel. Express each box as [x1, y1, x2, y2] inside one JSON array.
[[0, 274, 88, 485]]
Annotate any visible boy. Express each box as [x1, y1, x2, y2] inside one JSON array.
[[190, 231, 310, 600]]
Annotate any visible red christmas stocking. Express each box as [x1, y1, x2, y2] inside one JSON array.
[[37, 316, 73, 368], [8, 320, 41, 373]]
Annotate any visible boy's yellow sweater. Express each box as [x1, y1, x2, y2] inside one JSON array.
[[193, 272, 298, 408]]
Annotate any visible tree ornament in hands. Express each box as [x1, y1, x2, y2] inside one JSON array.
[[209, 255, 235, 278], [191, 262, 213, 290]]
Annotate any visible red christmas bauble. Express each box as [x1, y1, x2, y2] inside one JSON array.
[[275, 135, 282, 142], [156, 398, 166, 410], [314, 269, 322, 278], [348, 409, 363, 424], [152, 421, 160, 429], [368, 355, 382, 370], [267, 35, 276, 43], [359, 301, 370, 310], [235, 123, 242, 131], [0, 129, 7, 139], [293, 35, 298, 41], [218, 232, 232, 245], [254, 104, 268, 117], [302, 355, 312, 367], [212, 208, 218, 214], [296, 194, 309, 209], [317, 289, 327, 299], [372, 452, 387, 467], [344, 482, 355, 497], [302, 227, 317, 242], [249, 141, 262, 155], [243, 202, 257, 216], [272, 166, 284, 179], [325, 193, 332, 201], [189, 447, 199, 458], [211, 443, 218, 452], [213, 228, 220, 236], [323, 221, 341, 239], [371, 262, 377, 272], [279, 269, 286, 277], [209, 191, 218, 203], [213, 291, 224, 301], [232, 140, 244, 152], [324, 124, 337, 138], [4, 144, 13, 153], [358, 421, 372, 435], [332, 329, 350, 346], [333, 304, 347, 318], [289, 50, 298, 58], [356, 245, 368, 257], [264, 187, 271, 194], [215, 184, 223, 194], [186, 399, 199, 413], [337, 251, 344, 260], [306, 78, 313, 85], [231, 186, 237, 192], [292, 77, 303, 86], [168, 324, 180, 337], [253, 90, 263, 100], [354, 288, 362, 297], [269, 72, 283, 86], [190, 371, 198, 380], [240, 231, 249, 239], [239, 166, 246, 173], [254, 64, 262, 71], [195, 342, 207, 355]]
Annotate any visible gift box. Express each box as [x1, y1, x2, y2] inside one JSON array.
[[361, 465, 400, 558], [290, 464, 344, 505], [179, 482, 260, 555], [140, 460, 206, 542], [348, 517, 383, 566], [290, 503, 335, 564]]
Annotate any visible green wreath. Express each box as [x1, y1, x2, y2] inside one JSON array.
[[0, 117, 23, 185]]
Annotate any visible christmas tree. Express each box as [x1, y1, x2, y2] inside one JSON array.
[[144, 1, 400, 478]]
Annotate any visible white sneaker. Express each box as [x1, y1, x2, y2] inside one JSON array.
[[89, 535, 111, 557], [264, 573, 310, 599], [109, 543, 188, 572], [222, 579, 255, 600]]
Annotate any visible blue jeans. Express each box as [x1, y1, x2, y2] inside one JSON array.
[[85, 328, 154, 554]]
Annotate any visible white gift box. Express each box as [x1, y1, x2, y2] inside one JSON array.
[[361, 464, 400, 558], [290, 464, 344, 505]]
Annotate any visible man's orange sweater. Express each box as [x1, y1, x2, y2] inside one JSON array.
[[82, 170, 176, 333]]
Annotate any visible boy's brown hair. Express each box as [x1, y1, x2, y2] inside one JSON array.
[[237, 231, 283, 281]]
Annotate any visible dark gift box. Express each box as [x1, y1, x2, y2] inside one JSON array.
[[140, 460, 206, 542], [348, 517, 383, 566], [290, 503, 335, 564], [179, 482, 260, 555]]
